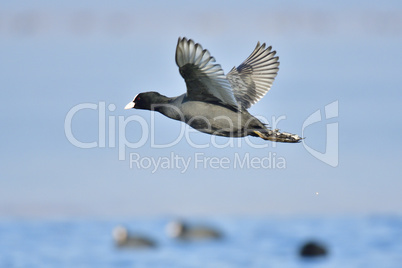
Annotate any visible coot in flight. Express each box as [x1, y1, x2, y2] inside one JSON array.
[[125, 37, 301, 143]]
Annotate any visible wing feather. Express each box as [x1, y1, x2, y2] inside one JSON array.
[[227, 43, 279, 110], [176, 37, 239, 109]]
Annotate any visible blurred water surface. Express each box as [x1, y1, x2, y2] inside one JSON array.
[[0, 216, 401, 268]]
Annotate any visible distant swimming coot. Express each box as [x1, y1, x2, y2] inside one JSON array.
[[112, 225, 156, 249], [299, 241, 328, 257], [165, 220, 222, 240], [125, 37, 301, 143]]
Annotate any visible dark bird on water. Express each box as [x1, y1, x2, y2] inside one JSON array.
[[112, 225, 156, 249], [165, 220, 222, 241], [299, 241, 328, 257], [125, 37, 301, 143]]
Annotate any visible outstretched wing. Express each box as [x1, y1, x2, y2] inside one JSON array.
[[175, 37, 239, 110], [227, 43, 279, 111]]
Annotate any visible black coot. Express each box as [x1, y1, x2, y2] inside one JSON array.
[[125, 37, 301, 143], [299, 241, 328, 257]]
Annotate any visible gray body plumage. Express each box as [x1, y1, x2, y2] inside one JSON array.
[[158, 93, 267, 137]]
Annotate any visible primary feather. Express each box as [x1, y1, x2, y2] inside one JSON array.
[[227, 43, 279, 110], [175, 37, 239, 110]]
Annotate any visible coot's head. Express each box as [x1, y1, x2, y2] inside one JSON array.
[[124, 92, 162, 110], [112, 225, 128, 244], [165, 220, 186, 238]]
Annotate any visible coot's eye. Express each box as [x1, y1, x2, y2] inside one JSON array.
[[136, 96, 140, 101]]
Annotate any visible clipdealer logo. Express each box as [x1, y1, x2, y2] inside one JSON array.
[[301, 101, 339, 167], [128, 152, 286, 173]]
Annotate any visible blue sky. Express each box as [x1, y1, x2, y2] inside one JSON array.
[[1, 1, 401, 218]]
